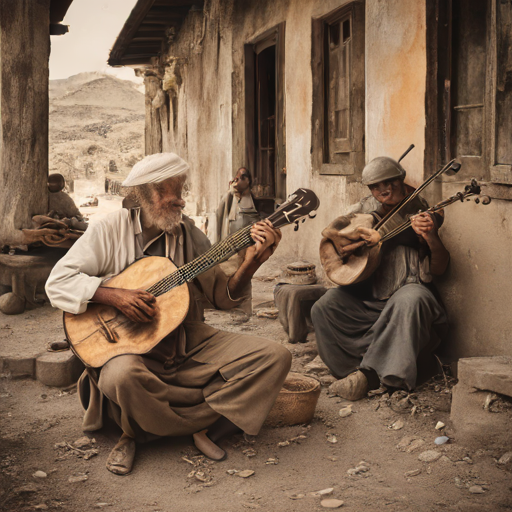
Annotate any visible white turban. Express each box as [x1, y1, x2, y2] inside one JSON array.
[[122, 152, 189, 187]]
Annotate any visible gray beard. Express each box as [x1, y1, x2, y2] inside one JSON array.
[[138, 199, 182, 233]]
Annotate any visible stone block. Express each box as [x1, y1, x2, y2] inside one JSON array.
[[451, 356, 512, 449], [457, 356, 512, 397], [0, 356, 36, 378], [36, 350, 84, 387]]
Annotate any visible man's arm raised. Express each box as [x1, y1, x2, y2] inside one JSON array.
[[227, 219, 282, 299]]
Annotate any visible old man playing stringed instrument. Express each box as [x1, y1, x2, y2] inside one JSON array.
[[312, 155, 451, 401], [46, 153, 320, 476]]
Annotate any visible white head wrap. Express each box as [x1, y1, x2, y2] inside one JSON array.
[[122, 152, 189, 187]]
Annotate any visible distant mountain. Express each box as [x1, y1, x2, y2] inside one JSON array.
[[52, 75, 144, 110], [49, 72, 106, 99], [49, 73, 145, 181]]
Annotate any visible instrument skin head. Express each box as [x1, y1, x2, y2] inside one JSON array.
[[362, 157, 407, 186]]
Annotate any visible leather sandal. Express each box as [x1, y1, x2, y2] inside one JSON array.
[[106, 434, 136, 475], [329, 370, 369, 401], [193, 429, 227, 461]]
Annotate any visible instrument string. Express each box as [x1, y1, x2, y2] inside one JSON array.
[[379, 192, 471, 243], [146, 224, 255, 298]]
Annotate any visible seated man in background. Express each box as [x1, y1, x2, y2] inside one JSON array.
[[46, 153, 291, 476], [312, 157, 450, 400]]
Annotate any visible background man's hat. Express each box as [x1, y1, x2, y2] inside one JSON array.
[[122, 153, 189, 187]]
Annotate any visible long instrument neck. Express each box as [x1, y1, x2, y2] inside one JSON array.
[[146, 225, 254, 297]]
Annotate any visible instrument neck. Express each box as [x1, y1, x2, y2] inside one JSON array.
[[146, 225, 254, 297]]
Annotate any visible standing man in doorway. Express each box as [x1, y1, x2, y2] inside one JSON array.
[[214, 167, 263, 316]]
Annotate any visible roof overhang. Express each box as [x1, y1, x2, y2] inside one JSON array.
[[50, 0, 74, 35], [50, 0, 74, 23], [108, 0, 203, 67]]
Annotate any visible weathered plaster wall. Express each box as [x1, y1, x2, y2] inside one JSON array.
[[162, 0, 367, 262], [142, 0, 512, 359], [438, 186, 512, 359], [0, 0, 50, 246], [365, 0, 427, 187]]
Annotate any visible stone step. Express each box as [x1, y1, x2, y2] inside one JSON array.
[[0, 349, 84, 388]]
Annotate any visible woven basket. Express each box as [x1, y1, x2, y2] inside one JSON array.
[[265, 372, 321, 427]]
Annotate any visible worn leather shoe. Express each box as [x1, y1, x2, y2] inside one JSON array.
[[329, 370, 369, 401], [106, 434, 136, 475]]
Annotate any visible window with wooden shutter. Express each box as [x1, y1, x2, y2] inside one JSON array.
[[436, 0, 512, 185], [312, 1, 365, 176]]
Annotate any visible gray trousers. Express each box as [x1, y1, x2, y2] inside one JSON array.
[[311, 283, 448, 390]]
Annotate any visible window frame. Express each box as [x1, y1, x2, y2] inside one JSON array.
[[311, 1, 365, 177]]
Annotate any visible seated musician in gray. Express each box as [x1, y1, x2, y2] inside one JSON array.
[[45, 153, 291, 475], [312, 157, 450, 401]]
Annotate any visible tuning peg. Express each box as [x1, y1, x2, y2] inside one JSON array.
[[301, 218, 305, 223], [308, 211, 317, 219], [294, 221, 299, 231]]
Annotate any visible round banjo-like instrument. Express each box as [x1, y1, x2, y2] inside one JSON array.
[[320, 160, 491, 287]]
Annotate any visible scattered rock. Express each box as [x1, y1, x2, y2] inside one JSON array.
[[439, 456, 452, 463], [468, 485, 485, 494], [498, 452, 512, 465], [435, 436, 450, 445], [243, 448, 257, 458], [311, 488, 334, 496], [278, 441, 290, 447], [14, 484, 39, 494], [33, 470, 47, 479], [339, 405, 353, 418], [94, 504, 112, 509], [68, 474, 88, 483], [435, 421, 445, 430], [227, 469, 238, 475], [255, 308, 278, 319], [321, 499, 344, 508], [347, 461, 370, 476], [288, 494, 305, 500], [406, 439, 426, 453], [74, 436, 94, 449], [237, 470, 255, 478], [404, 469, 421, 478], [418, 450, 441, 463], [34, 505, 48, 510], [265, 458, 279, 465], [390, 419, 404, 430], [326, 434, 337, 444], [195, 471, 208, 482], [397, 436, 416, 450]]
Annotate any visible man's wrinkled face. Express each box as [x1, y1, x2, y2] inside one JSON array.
[[232, 168, 250, 194], [369, 178, 406, 208], [135, 175, 187, 232]]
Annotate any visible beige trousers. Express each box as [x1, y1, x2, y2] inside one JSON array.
[[96, 330, 292, 441]]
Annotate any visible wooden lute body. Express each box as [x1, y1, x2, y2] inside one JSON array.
[[64, 188, 320, 368], [64, 257, 189, 368]]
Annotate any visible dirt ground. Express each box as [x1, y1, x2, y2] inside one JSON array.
[[1, 276, 511, 512]]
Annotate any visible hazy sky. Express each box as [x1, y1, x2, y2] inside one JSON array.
[[49, 0, 140, 81]]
